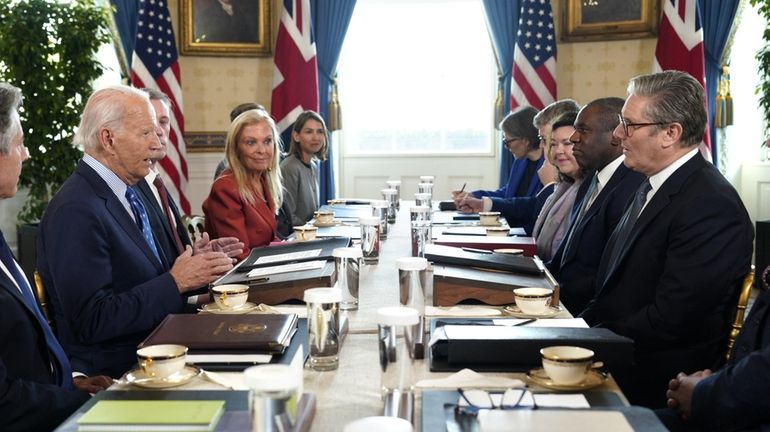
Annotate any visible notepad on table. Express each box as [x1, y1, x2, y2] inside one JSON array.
[[77, 400, 225, 431]]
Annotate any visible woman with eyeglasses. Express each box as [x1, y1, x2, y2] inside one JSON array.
[[452, 107, 544, 226], [280, 110, 328, 227], [203, 109, 284, 261], [532, 112, 585, 261]]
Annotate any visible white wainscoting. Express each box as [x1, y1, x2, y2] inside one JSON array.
[[186, 152, 225, 215], [338, 154, 500, 201], [740, 162, 770, 224]]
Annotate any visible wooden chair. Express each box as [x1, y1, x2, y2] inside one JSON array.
[[726, 265, 755, 362], [33, 270, 55, 330], [182, 215, 206, 243]]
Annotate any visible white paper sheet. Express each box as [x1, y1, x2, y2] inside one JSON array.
[[247, 260, 326, 277]]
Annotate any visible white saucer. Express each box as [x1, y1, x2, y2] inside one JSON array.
[[313, 220, 338, 228], [526, 367, 607, 391], [199, 301, 258, 314], [503, 305, 562, 319], [124, 365, 201, 389]]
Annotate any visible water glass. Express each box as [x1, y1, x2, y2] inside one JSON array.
[[304, 287, 342, 371]]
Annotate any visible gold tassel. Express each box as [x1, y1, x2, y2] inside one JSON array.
[[716, 65, 733, 129], [328, 74, 342, 132], [494, 86, 503, 127]]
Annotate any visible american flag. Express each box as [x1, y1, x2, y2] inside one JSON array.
[[653, 0, 711, 160], [130, 0, 190, 213], [271, 0, 319, 144], [511, 0, 557, 110]]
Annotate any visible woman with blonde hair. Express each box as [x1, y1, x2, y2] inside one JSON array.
[[203, 109, 283, 260], [281, 110, 328, 226]]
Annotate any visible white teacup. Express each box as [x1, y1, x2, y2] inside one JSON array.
[[136, 344, 188, 379], [479, 211, 501, 226], [485, 226, 509, 237], [212, 284, 249, 310], [294, 225, 318, 241], [314, 210, 334, 225], [513, 287, 553, 315], [540, 346, 594, 385]]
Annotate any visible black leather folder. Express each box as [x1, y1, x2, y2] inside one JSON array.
[[424, 244, 543, 275], [429, 318, 634, 372], [233, 237, 352, 273]]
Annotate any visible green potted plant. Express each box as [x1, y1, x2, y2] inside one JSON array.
[[0, 0, 109, 280], [752, 0, 770, 155]]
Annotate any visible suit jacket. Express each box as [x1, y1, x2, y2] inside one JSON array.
[[202, 171, 277, 261], [581, 154, 754, 408], [37, 161, 185, 378], [0, 264, 89, 431], [549, 164, 645, 314], [473, 154, 545, 200], [487, 182, 554, 235], [135, 177, 192, 268], [682, 286, 770, 431]]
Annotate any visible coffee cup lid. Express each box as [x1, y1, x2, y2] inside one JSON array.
[[376, 306, 419, 326], [244, 364, 298, 392], [396, 257, 428, 270], [343, 416, 413, 432], [333, 247, 363, 258], [303, 287, 342, 303]]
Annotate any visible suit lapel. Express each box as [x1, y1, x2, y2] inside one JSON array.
[[77, 162, 165, 272], [598, 155, 706, 292], [0, 266, 46, 330]]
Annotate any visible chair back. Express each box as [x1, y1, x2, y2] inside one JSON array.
[[182, 215, 206, 243], [33, 270, 55, 330], [726, 265, 755, 362]]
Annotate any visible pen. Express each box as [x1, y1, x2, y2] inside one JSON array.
[[459, 182, 466, 194], [514, 318, 536, 326], [247, 277, 269, 283], [462, 247, 492, 254]]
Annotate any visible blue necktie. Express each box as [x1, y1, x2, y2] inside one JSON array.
[[125, 186, 161, 263], [0, 232, 72, 389]]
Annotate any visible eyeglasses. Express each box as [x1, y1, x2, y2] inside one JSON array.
[[455, 388, 537, 416], [502, 136, 521, 147], [617, 114, 670, 137]]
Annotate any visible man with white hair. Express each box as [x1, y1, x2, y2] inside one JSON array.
[[37, 85, 241, 377]]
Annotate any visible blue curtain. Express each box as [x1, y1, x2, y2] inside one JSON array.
[[482, 0, 520, 187], [109, 0, 138, 69], [311, 0, 357, 203], [699, 0, 740, 167]]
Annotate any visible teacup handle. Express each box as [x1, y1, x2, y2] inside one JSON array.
[[140, 358, 155, 377]]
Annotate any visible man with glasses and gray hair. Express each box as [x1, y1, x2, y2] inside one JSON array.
[[580, 71, 754, 409]]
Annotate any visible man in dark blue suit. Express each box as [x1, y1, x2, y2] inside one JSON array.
[[659, 265, 770, 431], [37, 86, 240, 378], [0, 83, 111, 431], [135, 89, 192, 270], [548, 97, 645, 314], [581, 71, 754, 408]]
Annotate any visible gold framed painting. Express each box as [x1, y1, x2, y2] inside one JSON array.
[[180, 0, 271, 56], [185, 131, 226, 153], [562, 0, 660, 42]]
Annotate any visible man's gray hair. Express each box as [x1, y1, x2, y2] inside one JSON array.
[[74, 85, 151, 151], [533, 99, 581, 128], [628, 71, 707, 147], [0, 83, 22, 155]]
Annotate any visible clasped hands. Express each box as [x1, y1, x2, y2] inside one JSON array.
[[666, 369, 712, 419], [170, 233, 245, 292]]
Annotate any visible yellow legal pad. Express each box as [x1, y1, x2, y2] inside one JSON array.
[[77, 400, 225, 431]]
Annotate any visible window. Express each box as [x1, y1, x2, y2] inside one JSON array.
[[337, 0, 496, 155]]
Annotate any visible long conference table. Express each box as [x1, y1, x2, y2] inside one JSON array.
[[56, 202, 669, 431]]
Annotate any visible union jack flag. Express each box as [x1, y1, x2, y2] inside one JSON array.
[[511, 0, 557, 110], [130, 0, 189, 213], [653, 0, 711, 159], [271, 0, 319, 145]]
